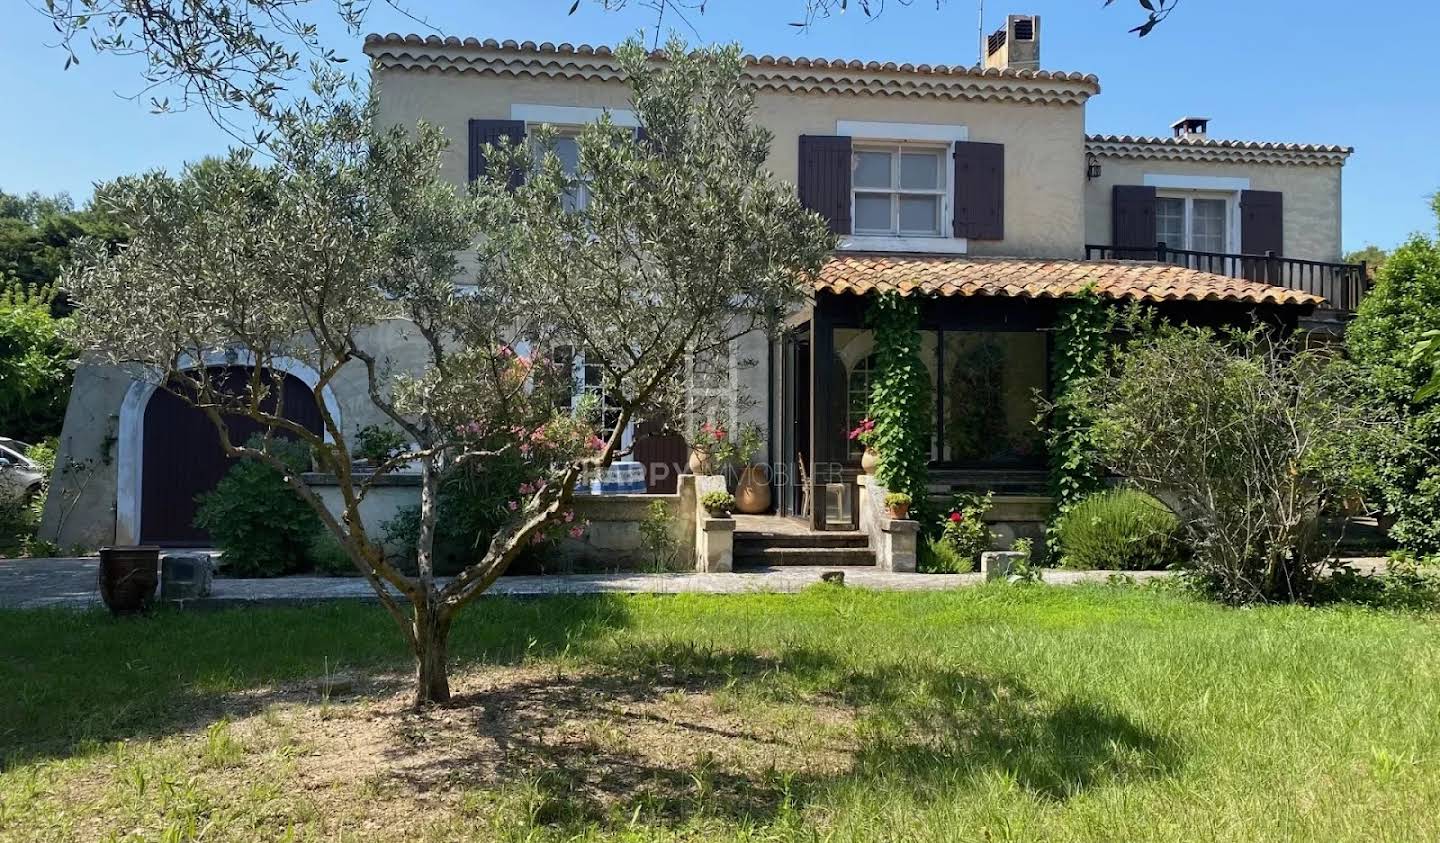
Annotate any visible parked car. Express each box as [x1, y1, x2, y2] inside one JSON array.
[[0, 438, 45, 500]]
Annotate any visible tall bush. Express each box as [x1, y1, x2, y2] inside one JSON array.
[[0, 280, 74, 441], [1347, 231, 1440, 555], [194, 437, 320, 577], [1068, 322, 1383, 602], [868, 292, 932, 517]]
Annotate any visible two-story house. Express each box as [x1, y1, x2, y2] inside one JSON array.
[[39, 15, 1360, 553], [362, 16, 1356, 528]]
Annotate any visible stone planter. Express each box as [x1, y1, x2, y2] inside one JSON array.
[[99, 545, 160, 615], [860, 447, 880, 475], [735, 465, 771, 514]]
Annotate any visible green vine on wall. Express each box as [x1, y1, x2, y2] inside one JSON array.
[[868, 292, 932, 518], [1046, 286, 1113, 515]]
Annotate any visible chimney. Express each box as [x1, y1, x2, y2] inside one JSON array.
[[984, 14, 1040, 72], [1171, 116, 1211, 140]]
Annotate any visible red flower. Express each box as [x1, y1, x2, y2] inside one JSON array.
[[949, 511, 964, 523]]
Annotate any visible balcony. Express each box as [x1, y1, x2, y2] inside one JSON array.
[[1086, 244, 1369, 314]]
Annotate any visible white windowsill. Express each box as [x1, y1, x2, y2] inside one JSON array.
[[839, 235, 969, 255]]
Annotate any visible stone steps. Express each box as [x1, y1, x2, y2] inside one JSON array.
[[732, 531, 868, 549], [731, 541, 875, 567]]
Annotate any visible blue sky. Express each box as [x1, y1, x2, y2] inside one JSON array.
[[2, 0, 1435, 251]]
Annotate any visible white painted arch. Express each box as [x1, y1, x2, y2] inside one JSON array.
[[115, 353, 342, 545]]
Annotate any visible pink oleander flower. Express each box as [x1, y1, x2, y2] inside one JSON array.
[[497, 344, 514, 358], [568, 526, 584, 539], [712, 427, 726, 441], [563, 510, 575, 523], [518, 482, 534, 495], [848, 418, 876, 441], [519, 443, 531, 456], [949, 511, 964, 523], [588, 435, 606, 451], [508, 500, 519, 511], [531, 532, 544, 545]]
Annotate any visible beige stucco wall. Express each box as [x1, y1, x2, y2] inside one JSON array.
[[371, 67, 1090, 259], [1084, 155, 1344, 263]]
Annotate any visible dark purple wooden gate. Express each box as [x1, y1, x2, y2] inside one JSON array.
[[140, 367, 323, 545], [630, 420, 687, 494]]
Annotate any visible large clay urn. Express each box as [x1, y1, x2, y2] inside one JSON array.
[[735, 464, 772, 514], [860, 447, 880, 475]]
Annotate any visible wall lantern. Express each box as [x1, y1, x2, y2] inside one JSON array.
[[1085, 152, 1102, 181]]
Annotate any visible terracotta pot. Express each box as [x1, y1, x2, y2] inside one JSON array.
[[99, 545, 160, 616], [688, 448, 713, 476], [735, 465, 772, 514], [860, 447, 880, 474], [887, 503, 910, 520]]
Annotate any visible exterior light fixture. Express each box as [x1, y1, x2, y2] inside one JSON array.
[[1085, 152, 1102, 181]]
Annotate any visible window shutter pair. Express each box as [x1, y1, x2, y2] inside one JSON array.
[[1111, 185, 1284, 256], [797, 135, 1006, 240]]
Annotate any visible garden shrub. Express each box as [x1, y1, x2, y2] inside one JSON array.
[[1347, 230, 1440, 556], [353, 424, 407, 465], [1046, 286, 1113, 514], [194, 437, 320, 577], [918, 534, 974, 574], [308, 529, 356, 576], [920, 492, 994, 573], [639, 499, 684, 572], [1054, 488, 1183, 571], [1066, 320, 1384, 602]]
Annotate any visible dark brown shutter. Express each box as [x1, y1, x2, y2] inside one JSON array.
[[1240, 190, 1283, 255], [468, 119, 527, 187], [953, 141, 1005, 240], [1112, 185, 1158, 254], [798, 135, 852, 235]]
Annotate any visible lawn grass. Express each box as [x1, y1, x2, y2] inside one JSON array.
[[1, 584, 1439, 841]]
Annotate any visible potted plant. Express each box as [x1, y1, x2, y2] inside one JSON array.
[[688, 420, 733, 475], [884, 491, 912, 520], [98, 545, 161, 615], [848, 418, 879, 474], [700, 490, 736, 518], [731, 424, 771, 514]]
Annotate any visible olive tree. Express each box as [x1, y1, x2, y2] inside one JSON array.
[[64, 42, 832, 706]]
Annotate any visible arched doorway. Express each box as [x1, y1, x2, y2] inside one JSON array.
[[138, 367, 323, 545]]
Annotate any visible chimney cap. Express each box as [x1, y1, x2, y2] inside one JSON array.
[[1171, 116, 1211, 137]]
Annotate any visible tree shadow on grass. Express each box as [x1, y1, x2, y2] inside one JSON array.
[[0, 594, 631, 768], [378, 639, 1184, 833]]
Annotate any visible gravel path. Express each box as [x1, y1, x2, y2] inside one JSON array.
[[0, 557, 1180, 609]]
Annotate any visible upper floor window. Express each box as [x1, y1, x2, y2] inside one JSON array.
[[1156, 194, 1227, 252], [535, 132, 589, 213], [852, 144, 946, 237]]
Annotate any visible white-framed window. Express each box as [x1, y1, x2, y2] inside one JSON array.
[[852, 143, 947, 238], [532, 130, 589, 213], [1155, 193, 1231, 253]]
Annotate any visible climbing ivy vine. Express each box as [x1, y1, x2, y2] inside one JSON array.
[[868, 292, 932, 516], [1046, 286, 1114, 514]]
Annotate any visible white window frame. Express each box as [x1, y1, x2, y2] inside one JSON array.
[[851, 143, 948, 239], [835, 120, 969, 255], [1144, 173, 1250, 254], [1154, 191, 1236, 253], [562, 348, 635, 450]]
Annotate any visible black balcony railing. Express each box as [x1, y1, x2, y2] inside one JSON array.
[[1086, 243, 1369, 313]]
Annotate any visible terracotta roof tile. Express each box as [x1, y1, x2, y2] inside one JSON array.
[[812, 255, 1324, 307]]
